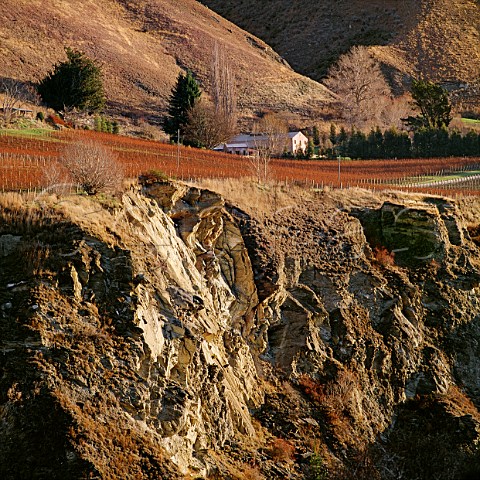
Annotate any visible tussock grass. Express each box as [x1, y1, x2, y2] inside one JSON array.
[[0, 191, 66, 235], [0, 190, 124, 249], [191, 177, 314, 217]]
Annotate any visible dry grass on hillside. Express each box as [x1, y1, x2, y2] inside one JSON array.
[[0, 0, 332, 123], [202, 0, 480, 86], [190, 177, 313, 217], [192, 178, 480, 237]]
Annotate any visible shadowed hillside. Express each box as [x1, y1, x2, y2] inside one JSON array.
[[0, 0, 334, 122], [200, 0, 480, 86]]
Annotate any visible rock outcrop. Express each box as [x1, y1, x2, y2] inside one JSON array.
[[1, 182, 480, 479]]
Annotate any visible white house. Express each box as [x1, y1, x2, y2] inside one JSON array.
[[286, 131, 308, 154], [214, 131, 309, 156]]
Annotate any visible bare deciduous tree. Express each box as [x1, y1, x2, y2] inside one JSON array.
[[324, 46, 391, 128], [0, 79, 39, 127], [42, 161, 72, 195], [381, 94, 414, 130], [59, 140, 124, 195], [185, 97, 234, 149], [250, 112, 288, 183], [183, 43, 237, 148], [211, 42, 237, 138]]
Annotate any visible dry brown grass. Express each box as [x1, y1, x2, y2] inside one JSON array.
[[242, 464, 265, 480], [206, 449, 267, 480], [298, 370, 361, 448], [20, 241, 51, 276], [54, 384, 174, 479], [298, 371, 358, 415], [0, 191, 25, 209], [194, 177, 477, 218], [0, 0, 332, 123], [191, 177, 314, 217], [268, 437, 295, 463], [203, 0, 480, 86], [0, 190, 127, 256], [443, 384, 480, 419], [0, 191, 66, 235], [457, 196, 480, 225]]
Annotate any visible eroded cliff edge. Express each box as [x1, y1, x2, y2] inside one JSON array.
[[1, 180, 480, 479]]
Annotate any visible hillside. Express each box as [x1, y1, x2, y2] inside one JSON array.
[[1, 180, 480, 478], [200, 0, 480, 86], [0, 0, 333, 123]]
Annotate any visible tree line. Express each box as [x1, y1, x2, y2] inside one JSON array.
[[3, 45, 479, 162], [319, 77, 479, 159], [326, 126, 480, 160]]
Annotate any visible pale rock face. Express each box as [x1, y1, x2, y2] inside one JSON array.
[[116, 187, 262, 472]]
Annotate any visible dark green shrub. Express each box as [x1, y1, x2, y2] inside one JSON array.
[[310, 452, 328, 480], [38, 48, 105, 113]]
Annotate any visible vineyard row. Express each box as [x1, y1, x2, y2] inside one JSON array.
[[1, 130, 479, 196]]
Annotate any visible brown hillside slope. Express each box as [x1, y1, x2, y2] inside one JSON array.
[[200, 0, 480, 84], [0, 0, 333, 121]]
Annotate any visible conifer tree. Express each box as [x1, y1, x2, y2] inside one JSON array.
[[367, 127, 384, 159], [337, 127, 348, 156], [312, 125, 320, 146], [38, 48, 105, 113], [164, 71, 201, 140], [329, 124, 337, 157], [306, 137, 315, 159], [463, 131, 479, 156], [449, 131, 463, 156]]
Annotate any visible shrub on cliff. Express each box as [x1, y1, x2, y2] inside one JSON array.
[[58, 140, 123, 195]]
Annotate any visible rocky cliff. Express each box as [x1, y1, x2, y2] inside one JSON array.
[[1, 181, 480, 479]]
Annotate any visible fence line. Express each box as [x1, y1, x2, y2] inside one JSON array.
[[0, 129, 479, 195]]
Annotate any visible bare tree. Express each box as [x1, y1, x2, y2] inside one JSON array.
[[182, 43, 237, 148], [381, 94, 414, 130], [185, 97, 235, 148], [324, 46, 391, 128], [0, 79, 39, 127], [211, 42, 237, 138], [251, 112, 288, 183], [42, 161, 72, 195], [59, 140, 124, 195]]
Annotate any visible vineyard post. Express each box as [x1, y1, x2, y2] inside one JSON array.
[[338, 155, 341, 184], [176, 129, 180, 172]]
